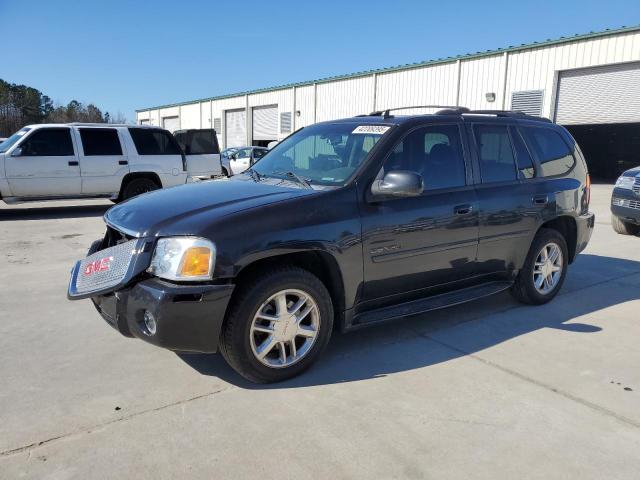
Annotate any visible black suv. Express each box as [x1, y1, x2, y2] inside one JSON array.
[[68, 107, 594, 383]]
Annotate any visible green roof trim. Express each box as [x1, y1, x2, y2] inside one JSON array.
[[136, 24, 640, 113]]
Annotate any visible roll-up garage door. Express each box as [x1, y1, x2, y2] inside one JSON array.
[[252, 105, 278, 141], [162, 116, 180, 132], [225, 109, 246, 147], [555, 62, 640, 125]]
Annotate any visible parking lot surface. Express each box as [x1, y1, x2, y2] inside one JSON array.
[[1, 184, 639, 479]]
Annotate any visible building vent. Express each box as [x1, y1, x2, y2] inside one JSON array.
[[213, 117, 222, 135], [511, 90, 544, 116], [280, 112, 292, 134]]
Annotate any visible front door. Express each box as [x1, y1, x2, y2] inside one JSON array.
[[5, 127, 81, 197], [76, 127, 129, 195], [230, 147, 251, 173], [360, 122, 479, 306]]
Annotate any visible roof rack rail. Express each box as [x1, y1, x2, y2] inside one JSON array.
[[463, 110, 552, 122], [369, 105, 470, 118]]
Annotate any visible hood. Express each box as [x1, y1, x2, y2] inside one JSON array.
[[105, 177, 317, 237], [621, 166, 640, 177]]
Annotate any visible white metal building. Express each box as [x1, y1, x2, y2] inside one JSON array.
[[137, 25, 640, 178]]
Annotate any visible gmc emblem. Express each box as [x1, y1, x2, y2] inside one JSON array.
[[84, 256, 114, 276]]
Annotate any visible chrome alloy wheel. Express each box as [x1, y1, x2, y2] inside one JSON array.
[[249, 289, 320, 368], [532, 242, 563, 295]]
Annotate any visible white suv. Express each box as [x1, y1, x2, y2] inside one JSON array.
[[0, 123, 220, 204]]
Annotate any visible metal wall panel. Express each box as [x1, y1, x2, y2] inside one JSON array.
[[458, 54, 506, 109], [316, 76, 374, 121], [179, 103, 200, 129], [295, 85, 315, 129], [376, 62, 458, 112], [555, 62, 640, 124]]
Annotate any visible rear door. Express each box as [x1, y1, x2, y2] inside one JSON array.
[[5, 127, 80, 197], [469, 121, 546, 275], [77, 127, 129, 194], [360, 122, 479, 305], [176, 130, 222, 177], [127, 128, 186, 187]]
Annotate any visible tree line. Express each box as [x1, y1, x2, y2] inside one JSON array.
[[0, 78, 126, 137]]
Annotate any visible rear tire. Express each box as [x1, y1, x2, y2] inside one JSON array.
[[121, 178, 159, 200], [220, 267, 333, 383], [511, 228, 568, 305], [611, 214, 639, 236]]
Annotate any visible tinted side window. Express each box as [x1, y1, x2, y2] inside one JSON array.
[[384, 124, 466, 190], [128, 128, 181, 155], [79, 128, 122, 156], [173, 132, 187, 153], [21, 128, 74, 156], [474, 125, 517, 183], [520, 127, 575, 177], [189, 130, 219, 155], [510, 127, 535, 179]]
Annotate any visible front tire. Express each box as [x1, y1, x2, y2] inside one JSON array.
[[220, 267, 333, 383], [612, 214, 639, 235], [511, 228, 568, 305]]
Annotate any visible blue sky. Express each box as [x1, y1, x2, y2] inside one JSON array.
[[1, 0, 639, 121]]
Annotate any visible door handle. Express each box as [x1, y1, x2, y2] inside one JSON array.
[[454, 204, 473, 215], [68, 161, 79, 166], [118, 160, 128, 165], [532, 195, 548, 206]]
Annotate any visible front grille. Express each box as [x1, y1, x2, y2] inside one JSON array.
[[632, 177, 640, 196], [74, 239, 139, 295], [613, 198, 640, 210]]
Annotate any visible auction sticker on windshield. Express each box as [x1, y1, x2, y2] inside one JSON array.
[[352, 125, 390, 135]]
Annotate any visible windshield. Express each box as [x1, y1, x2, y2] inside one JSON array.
[[0, 127, 31, 153], [252, 123, 390, 186]]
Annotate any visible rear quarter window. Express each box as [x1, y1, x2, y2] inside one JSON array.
[[128, 128, 181, 155], [520, 127, 575, 177]]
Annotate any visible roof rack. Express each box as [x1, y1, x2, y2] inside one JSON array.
[[369, 105, 470, 118], [365, 106, 551, 122], [463, 110, 552, 122]]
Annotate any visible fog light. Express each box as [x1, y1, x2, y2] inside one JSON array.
[[143, 310, 157, 335]]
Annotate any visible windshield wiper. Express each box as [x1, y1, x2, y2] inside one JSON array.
[[246, 168, 262, 182], [272, 171, 313, 189]]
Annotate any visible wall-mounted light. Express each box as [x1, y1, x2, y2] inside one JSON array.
[[295, 110, 301, 117], [485, 92, 496, 103]]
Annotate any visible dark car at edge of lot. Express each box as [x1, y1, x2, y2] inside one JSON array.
[[611, 166, 640, 235], [68, 106, 595, 383]]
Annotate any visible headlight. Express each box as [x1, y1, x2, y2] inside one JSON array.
[[615, 176, 635, 190], [147, 237, 215, 281]]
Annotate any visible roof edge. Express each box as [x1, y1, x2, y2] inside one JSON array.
[[136, 24, 640, 113]]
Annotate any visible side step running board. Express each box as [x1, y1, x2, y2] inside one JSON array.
[[352, 281, 513, 328]]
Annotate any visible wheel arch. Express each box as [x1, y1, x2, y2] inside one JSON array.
[[537, 215, 578, 263], [118, 172, 162, 199], [231, 250, 346, 330]]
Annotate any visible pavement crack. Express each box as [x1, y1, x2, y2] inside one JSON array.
[[420, 333, 640, 429], [0, 386, 232, 458]]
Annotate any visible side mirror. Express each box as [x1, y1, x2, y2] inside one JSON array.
[[370, 170, 424, 198], [11, 147, 23, 157]]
